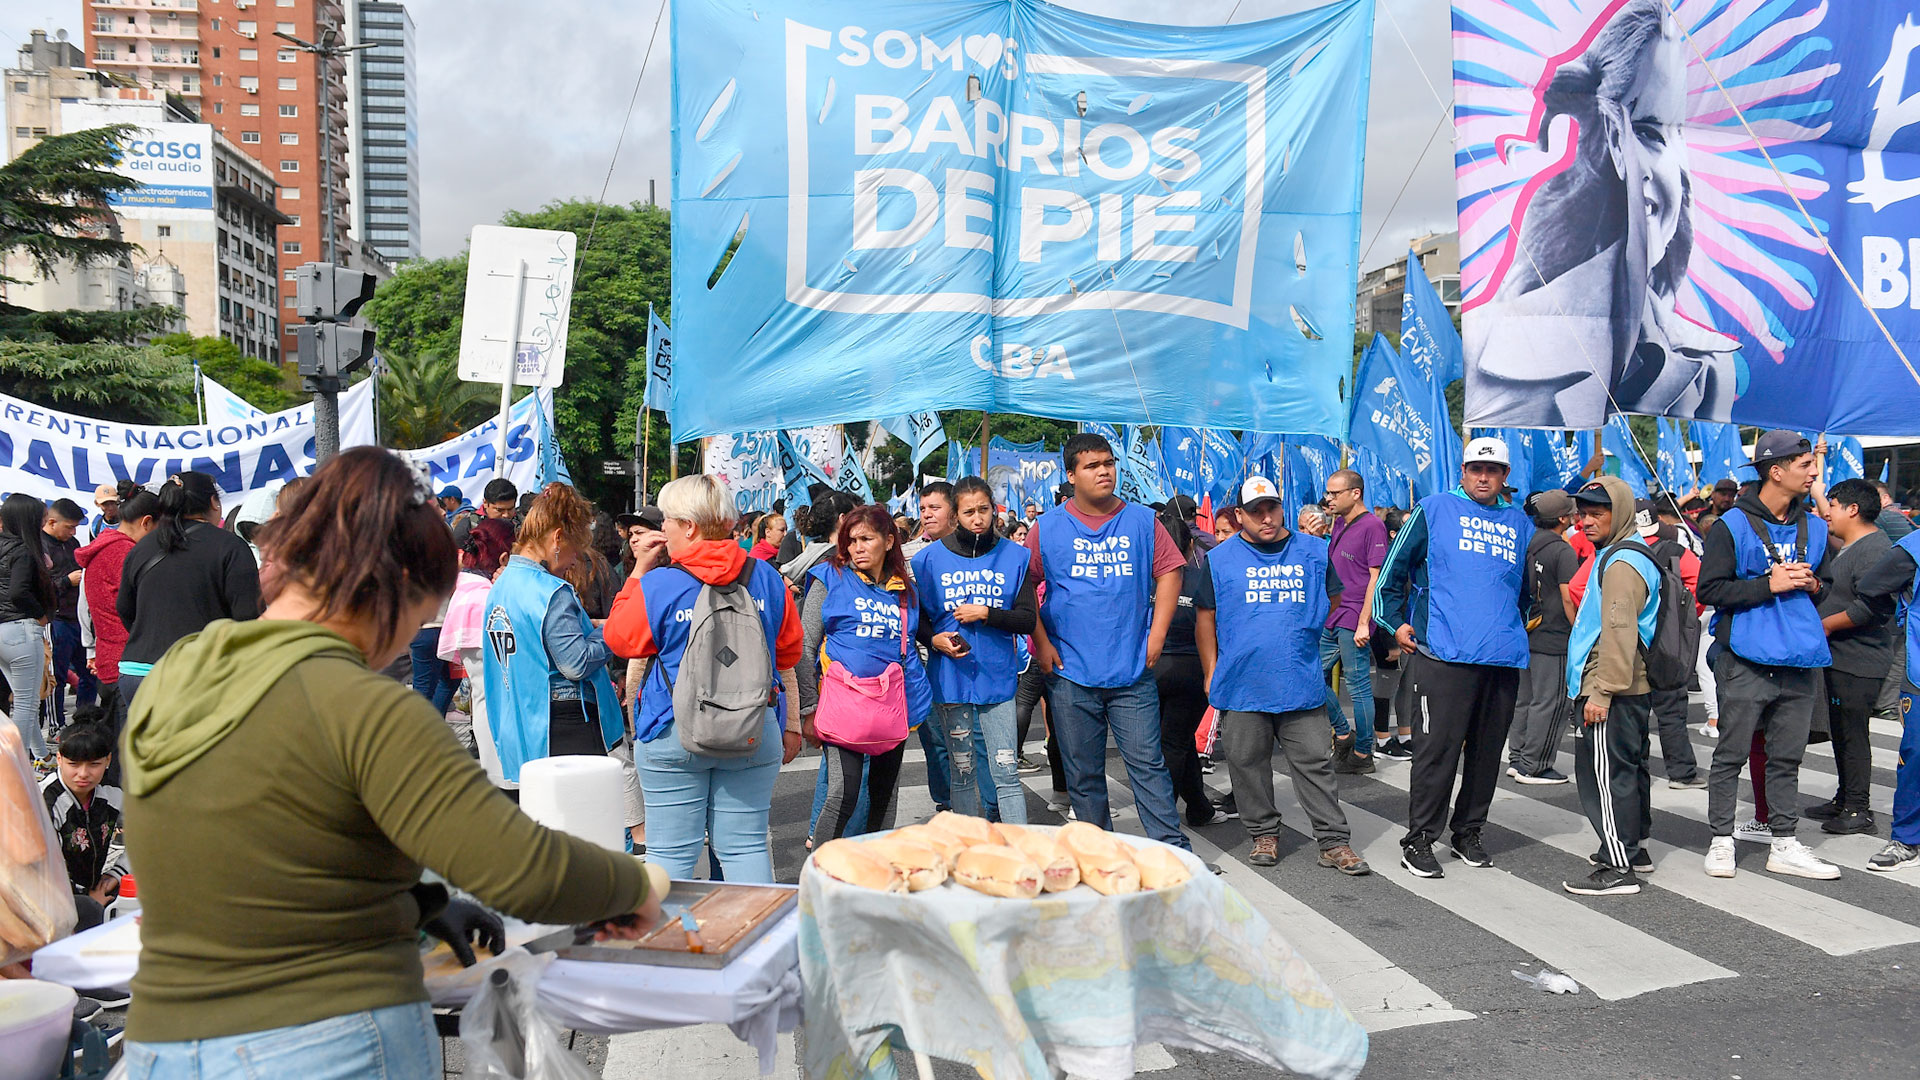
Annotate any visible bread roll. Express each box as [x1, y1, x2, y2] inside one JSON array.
[[811, 839, 908, 893], [1129, 844, 1193, 890], [642, 862, 672, 903], [1057, 822, 1140, 895], [0, 726, 45, 866], [990, 821, 1032, 845], [894, 825, 966, 869], [951, 844, 1043, 900], [1004, 831, 1080, 893], [862, 834, 949, 891], [926, 811, 997, 847]]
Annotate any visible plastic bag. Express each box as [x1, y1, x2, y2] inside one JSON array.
[[0, 723, 77, 968], [458, 949, 594, 1080], [1511, 968, 1580, 994]]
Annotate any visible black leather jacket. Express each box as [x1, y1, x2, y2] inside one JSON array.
[[0, 533, 48, 624]]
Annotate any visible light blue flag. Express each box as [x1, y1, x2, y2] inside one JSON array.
[[1655, 419, 1698, 496], [1881, 457, 1891, 484], [778, 430, 832, 508], [1160, 427, 1205, 496], [1825, 436, 1864, 486], [1400, 249, 1464, 390], [534, 389, 571, 488], [984, 437, 1061, 513], [888, 486, 921, 519], [1281, 435, 1339, 523], [1351, 446, 1412, 509], [1119, 427, 1169, 506], [1348, 333, 1442, 498], [1694, 422, 1755, 486], [667, 0, 1374, 440], [1200, 429, 1244, 505], [1530, 430, 1586, 493], [880, 412, 947, 469], [1602, 416, 1654, 497], [835, 440, 874, 503], [945, 440, 968, 486], [643, 306, 672, 413], [1240, 432, 1282, 485], [1471, 428, 1537, 503]]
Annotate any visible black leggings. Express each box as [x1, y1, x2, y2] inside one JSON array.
[[548, 698, 608, 756], [820, 741, 907, 840], [1154, 653, 1211, 816]]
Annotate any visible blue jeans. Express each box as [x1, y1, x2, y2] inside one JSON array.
[[638, 715, 783, 881], [1319, 627, 1374, 751], [49, 617, 95, 724], [1047, 674, 1189, 849], [123, 1002, 439, 1080], [408, 626, 455, 716], [918, 719, 952, 809], [935, 700, 1026, 824]]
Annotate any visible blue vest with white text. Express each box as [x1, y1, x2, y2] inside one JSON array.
[[911, 538, 1029, 705], [481, 559, 622, 783], [809, 564, 932, 730], [633, 559, 791, 743], [1036, 502, 1158, 688], [1716, 509, 1830, 668], [1206, 534, 1330, 713], [1894, 531, 1920, 679], [1419, 491, 1533, 668]]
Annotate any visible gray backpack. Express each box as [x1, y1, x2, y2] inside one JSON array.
[[673, 561, 776, 757]]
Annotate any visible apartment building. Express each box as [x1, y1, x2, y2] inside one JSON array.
[[346, 0, 418, 261]]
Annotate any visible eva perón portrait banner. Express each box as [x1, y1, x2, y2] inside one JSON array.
[[669, 0, 1373, 439]]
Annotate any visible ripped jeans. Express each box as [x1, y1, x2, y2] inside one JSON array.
[[934, 700, 1027, 824]]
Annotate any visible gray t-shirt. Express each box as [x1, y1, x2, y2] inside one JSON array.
[[1526, 529, 1578, 656], [1818, 528, 1895, 677]]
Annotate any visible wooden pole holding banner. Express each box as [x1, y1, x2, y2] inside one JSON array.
[[494, 258, 527, 479]]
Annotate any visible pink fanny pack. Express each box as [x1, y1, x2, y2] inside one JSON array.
[[813, 591, 910, 755]]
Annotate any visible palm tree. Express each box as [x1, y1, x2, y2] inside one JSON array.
[[376, 349, 499, 448]]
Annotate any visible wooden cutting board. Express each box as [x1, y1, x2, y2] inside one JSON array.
[[638, 884, 792, 956]]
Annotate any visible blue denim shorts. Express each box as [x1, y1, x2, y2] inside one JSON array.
[[122, 1002, 440, 1080]]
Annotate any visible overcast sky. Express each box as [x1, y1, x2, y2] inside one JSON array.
[[3, 0, 1454, 270]]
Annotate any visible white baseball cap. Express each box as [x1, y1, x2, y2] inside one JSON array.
[[1239, 476, 1282, 507], [1464, 436, 1511, 469]]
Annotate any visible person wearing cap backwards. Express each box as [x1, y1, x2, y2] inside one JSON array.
[[1197, 477, 1369, 874], [1561, 477, 1664, 895], [1374, 437, 1534, 878], [1507, 489, 1580, 786], [1695, 429, 1839, 880]]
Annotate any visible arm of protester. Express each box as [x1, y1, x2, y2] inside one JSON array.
[[775, 584, 803, 670], [601, 576, 656, 659], [1854, 544, 1918, 625], [543, 588, 610, 682], [798, 582, 826, 717], [226, 543, 263, 621], [1372, 504, 1427, 635], [982, 570, 1038, 635], [1695, 517, 1775, 612], [1145, 566, 1182, 671]]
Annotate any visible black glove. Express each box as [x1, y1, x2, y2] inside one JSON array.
[[422, 898, 506, 967]]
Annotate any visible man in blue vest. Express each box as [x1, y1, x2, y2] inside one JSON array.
[[1197, 477, 1369, 874], [1853, 535, 1920, 872], [1374, 437, 1534, 879], [1026, 432, 1191, 849], [1696, 430, 1839, 880]]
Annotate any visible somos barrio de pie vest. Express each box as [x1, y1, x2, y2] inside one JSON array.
[[808, 563, 933, 730], [1206, 532, 1330, 713], [912, 537, 1030, 705], [482, 558, 622, 783], [1416, 490, 1534, 668], [1035, 501, 1158, 688]]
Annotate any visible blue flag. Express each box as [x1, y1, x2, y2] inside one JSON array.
[[879, 412, 947, 469], [1239, 431, 1282, 486], [778, 430, 832, 508], [643, 306, 672, 412], [533, 389, 571, 489], [1351, 446, 1412, 509], [1200, 429, 1244, 506], [1119, 426, 1169, 506], [1400, 249, 1464, 391], [1655, 419, 1698, 496], [1160, 427, 1205, 497], [981, 437, 1061, 513], [1282, 435, 1339, 523], [1602, 416, 1655, 497], [835, 440, 874, 503], [667, 0, 1374, 440], [1881, 457, 1891, 484], [1694, 422, 1755, 487], [1471, 428, 1537, 503], [1825, 436, 1864, 486], [1348, 333, 1454, 500]]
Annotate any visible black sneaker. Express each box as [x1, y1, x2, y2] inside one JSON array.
[[1376, 739, 1413, 760], [1186, 804, 1218, 828], [1564, 865, 1641, 896], [1803, 799, 1845, 822], [1401, 838, 1444, 878], [1589, 849, 1654, 874], [1198, 754, 1216, 775], [1449, 831, 1493, 867], [1822, 809, 1876, 835], [1335, 751, 1376, 774], [1514, 767, 1570, 786]]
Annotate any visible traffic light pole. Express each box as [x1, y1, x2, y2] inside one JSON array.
[[313, 382, 341, 461]]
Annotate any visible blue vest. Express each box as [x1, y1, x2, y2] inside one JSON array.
[[809, 564, 933, 729], [911, 538, 1029, 705], [1205, 534, 1330, 714], [481, 559, 622, 783], [1035, 502, 1158, 688], [1715, 509, 1830, 668], [633, 559, 792, 743], [1895, 532, 1920, 678], [1564, 545, 1660, 700], [1418, 491, 1533, 668]]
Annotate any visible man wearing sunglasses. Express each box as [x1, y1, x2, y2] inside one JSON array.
[[1321, 470, 1387, 773]]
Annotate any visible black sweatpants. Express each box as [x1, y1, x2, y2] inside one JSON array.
[[1649, 686, 1701, 782], [1404, 653, 1519, 846], [1153, 652, 1211, 819], [1828, 669, 1884, 813], [1573, 693, 1653, 869]]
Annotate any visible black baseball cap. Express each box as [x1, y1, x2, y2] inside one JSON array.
[[1712, 477, 1739, 493], [1570, 482, 1612, 507], [627, 506, 665, 531], [1751, 429, 1812, 467], [1165, 494, 1199, 519]]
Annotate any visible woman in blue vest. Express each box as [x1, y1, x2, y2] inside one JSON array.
[[604, 475, 803, 882], [480, 483, 622, 789], [911, 476, 1037, 823], [801, 504, 931, 840]]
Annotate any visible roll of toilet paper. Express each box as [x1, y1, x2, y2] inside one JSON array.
[[516, 756, 627, 854]]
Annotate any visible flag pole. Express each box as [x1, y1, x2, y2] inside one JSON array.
[[637, 408, 650, 510]]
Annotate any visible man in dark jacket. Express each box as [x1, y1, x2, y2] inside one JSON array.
[[1804, 479, 1893, 836], [43, 498, 96, 725], [1695, 430, 1838, 881]]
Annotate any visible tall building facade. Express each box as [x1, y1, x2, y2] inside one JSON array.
[[346, 0, 418, 262]]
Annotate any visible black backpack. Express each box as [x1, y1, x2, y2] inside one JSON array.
[[1596, 538, 1699, 693]]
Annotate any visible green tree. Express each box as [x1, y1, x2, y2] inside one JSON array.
[[0, 125, 139, 286], [154, 333, 300, 412], [377, 349, 497, 449], [0, 340, 193, 424]]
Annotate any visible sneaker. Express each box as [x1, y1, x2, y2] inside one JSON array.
[[1400, 838, 1444, 878], [1766, 836, 1841, 880], [1505, 765, 1522, 779], [1514, 768, 1570, 786], [1590, 849, 1654, 874], [1016, 755, 1043, 775], [1318, 845, 1371, 875], [1667, 776, 1708, 790], [1210, 798, 1240, 821], [1186, 804, 1218, 828], [1867, 840, 1919, 872], [1199, 755, 1216, 775], [1732, 817, 1773, 844], [1704, 836, 1737, 878], [1803, 799, 1844, 822], [1821, 810, 1875, 836], [1564, 865, 1641, 896], [1449, 831, 1493, 868], [1376, 739, 1413, 761], [1046, 793, 1071, 814], [1249, 835, 1280, 867], [1335, 751, 1376, 775], [1698, 722, 1720, 739], [30, 756, 54, 779]]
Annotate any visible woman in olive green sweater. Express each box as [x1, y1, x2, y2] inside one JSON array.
[[119, 448, 659, 1078]]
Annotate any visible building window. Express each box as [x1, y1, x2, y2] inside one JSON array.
[[278, 132, 298, 144], [239, 76, 258, 91], [12, 128, 26, 139], [279, 104, 298, 117], [278, 77, 297, 91], [94, 15, 112, 32], [241, 131, 261, 143], [238, 21, 257, 35], [212, 46, 221, 58], [241, 103, 259, 116], [286, 215, 301, 226], [157, 226, 172, 237], [283, 241, 301, 254], [211, 19, 221, 30], [213, 101, 224, 114], [282, 187, 300, 200], [276, 22, 296, 34], [94, 46, 116, 61], [279, 159, 298, 172], [212, 73, 223, 86], [238, 48, 257, 61], [181, 73, 197, 91], [277, 0, 295, 5], [152, 44, 172, 61], [277, 49, 296, 62]]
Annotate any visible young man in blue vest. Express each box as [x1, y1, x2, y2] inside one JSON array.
[[1196, 477, 1369, 874], [1696, 429, 1839, 880], [1026, 432, 1191, 849], [1853, 535, 1920, 872], [1374, 437, 1534, 878]]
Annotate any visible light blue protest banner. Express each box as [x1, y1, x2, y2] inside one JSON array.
[[706, 430, 783, 513], [535, 390, 572, 489], [1351, 445, 1412, 509], [644, 306, 672, 413], [1347, 333, 1444, 499], [836, 440, 875, 502], [879, 412, 947, 469], [1825, 436, 1864, 487], [1200, 428, 1243, 505], [1119, 426, 1168, 506], [980, 437, 1060, 513], [1602, 416, 1655, 497], [1282, 435, 1338, 522], [1693, 422, 1755, 487], [779, 429, 833, 508], [1401, 249, 1463, 392], [1655, 419, 1697, 497], [1239, 431, 1281, 484], [669, 0, 1374, 440], [1160, 427, 1204, 496]]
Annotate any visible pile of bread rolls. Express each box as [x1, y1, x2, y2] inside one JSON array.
[[0, 726, 67, 963], [810, 813, 1191, 900]]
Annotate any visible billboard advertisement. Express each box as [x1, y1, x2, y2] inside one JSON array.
[[104, 122, 215, 217]]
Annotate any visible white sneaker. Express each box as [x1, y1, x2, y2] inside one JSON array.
[[1732, 817, 1773, 844], [1698, 722, 1719, 738], [1704, 836, 1737, 878], [1766, 837, 1841, 880]]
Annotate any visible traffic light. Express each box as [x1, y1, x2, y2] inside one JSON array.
[[294, 323, 377, 381], [293, 263, 377, 322], [292, 261, 378, 388]]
